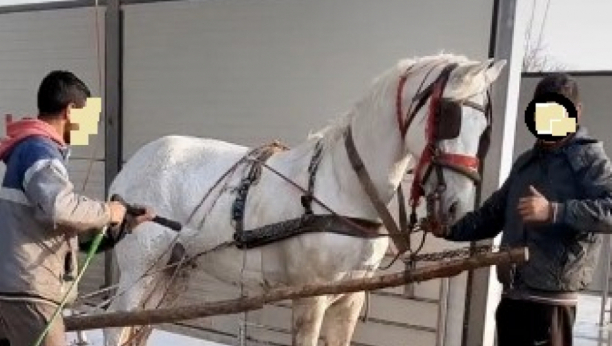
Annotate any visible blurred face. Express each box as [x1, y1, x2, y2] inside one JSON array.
[[535, 102, 575, 142], [524, 92, 580, 144], [64, 97, 102, 145]]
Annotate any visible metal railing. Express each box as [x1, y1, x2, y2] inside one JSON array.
[[599, 234, 612, 326]]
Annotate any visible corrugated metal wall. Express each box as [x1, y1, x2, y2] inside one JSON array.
[[121, 0, 493, 157]]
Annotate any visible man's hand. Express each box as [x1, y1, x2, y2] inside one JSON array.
[[518, 185, 553, 223], [108, 201, 127, 226], [108, 201, 156, 230], [127, 206, 156, 230], [421, 217, 450, 238]]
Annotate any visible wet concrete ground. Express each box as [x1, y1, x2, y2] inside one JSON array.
[[576, 293, 612, 346], [67, 329, 223, 346]]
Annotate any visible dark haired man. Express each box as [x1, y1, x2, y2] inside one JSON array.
[[424, 73, 612, 346], [0, 70, 155, 346]]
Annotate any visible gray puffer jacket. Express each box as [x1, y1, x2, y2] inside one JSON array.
[[0, 134, 111, 306], [447, 126, 612, 294]]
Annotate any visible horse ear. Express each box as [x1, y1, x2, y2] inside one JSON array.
[[449, 61, 492, 86], [485, 59, 507, 83], [449, 62, 481, 82], [471, 60, 492, 76]]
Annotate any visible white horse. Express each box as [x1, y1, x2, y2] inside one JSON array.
[[103, 54, 506, 346]]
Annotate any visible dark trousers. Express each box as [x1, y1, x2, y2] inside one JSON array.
[[0, 300, 66, 346], [495, 297, 576, 346]]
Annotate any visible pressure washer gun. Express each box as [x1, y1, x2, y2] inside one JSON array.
[[110, 194, 182, 232], [33, 196, 182, 346], [78, 195, 183, 255]]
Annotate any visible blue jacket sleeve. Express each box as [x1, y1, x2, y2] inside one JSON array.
[[20, 140, 111, 232], [444, 176, 510, 242], [552, 142, 612, 233]]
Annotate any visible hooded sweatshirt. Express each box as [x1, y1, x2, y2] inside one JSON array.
[[0, 118, 111, 306], [0, 118, 66, 160]]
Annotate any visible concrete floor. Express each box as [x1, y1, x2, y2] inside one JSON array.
[[67, 329, 224, 346], [576, 293, 612, 346]]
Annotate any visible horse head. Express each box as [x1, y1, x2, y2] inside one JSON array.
[[400, 57, 507, 226]]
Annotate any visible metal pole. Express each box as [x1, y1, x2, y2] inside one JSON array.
[[65, 247, 529, 331], [104, 0, 123, 291], [462, 0, 524, 345], [436, 277, 450, 346], [600, 234, 612, 326]]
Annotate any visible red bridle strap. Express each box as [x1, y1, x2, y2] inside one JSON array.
[[409, 145, 432, 207], [409, 78, 445, 207], [436, 153, 480, 171]]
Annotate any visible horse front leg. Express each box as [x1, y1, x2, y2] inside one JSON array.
[[128, 244, 191, 346], [103, 274, 151, 346], [292, 296, 328, 346], [320, 292, 365, 346]]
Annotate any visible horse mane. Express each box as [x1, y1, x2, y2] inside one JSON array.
[[305, 52, 474, 153]]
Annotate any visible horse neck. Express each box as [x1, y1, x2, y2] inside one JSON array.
[[320, 74, 415, 214]]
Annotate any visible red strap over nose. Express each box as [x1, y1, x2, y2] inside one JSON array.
[[437, 153, 480, 171]]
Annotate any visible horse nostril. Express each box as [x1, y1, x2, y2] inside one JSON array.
[[449, 201, 458, 217]]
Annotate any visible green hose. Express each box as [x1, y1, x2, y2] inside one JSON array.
[[32, 226, 108, 346]]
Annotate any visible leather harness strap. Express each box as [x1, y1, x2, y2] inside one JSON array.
[[232, 143, 288, 234], [344, 126, 410, 254], [234, 214, 383, 250], [302, 140, 324, 215], [397, 65, 439, 140]]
